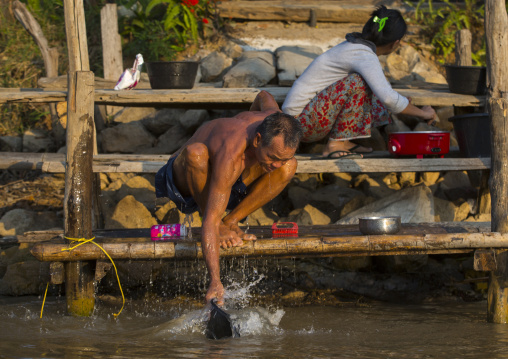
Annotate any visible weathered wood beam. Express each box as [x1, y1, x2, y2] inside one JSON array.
[[216, 1, 413, 23], [0, 87, 486, 108], [64, 0, 89, 73], [485, 0, 508, 324], [0, 152, 491, 173], [30, 232, 508, 262]]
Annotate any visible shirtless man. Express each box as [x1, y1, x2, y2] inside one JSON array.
[[155, 91, 303, 305]]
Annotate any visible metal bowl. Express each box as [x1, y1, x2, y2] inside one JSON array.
[[358, 216, 401, 235]]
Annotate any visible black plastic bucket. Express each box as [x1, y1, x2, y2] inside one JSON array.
[[449, 113, 490, 157], [444, 65, 487, 95], [145, 61, 199, 89]]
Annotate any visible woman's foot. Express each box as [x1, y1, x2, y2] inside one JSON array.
[[322, 140, 372, 158]]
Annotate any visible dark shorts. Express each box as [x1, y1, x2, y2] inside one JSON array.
[[155, 156, 248, 215]]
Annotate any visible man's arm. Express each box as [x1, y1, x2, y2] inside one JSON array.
[[201, 149, 242, 305], [249, 90, 281, 113]]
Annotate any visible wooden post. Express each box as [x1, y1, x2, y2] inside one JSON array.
[[485, 0, 508, 323], [455, 29, 473, 66], [100, 3, 123, 116], [64, 0, 89, 73], [63, 0, 95, 316]]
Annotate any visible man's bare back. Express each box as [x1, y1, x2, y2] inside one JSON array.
[[154, 91, 303, 305]]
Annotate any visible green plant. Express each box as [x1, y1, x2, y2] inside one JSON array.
[[119, 0, 218, 61], [405, 0, 485, 65]]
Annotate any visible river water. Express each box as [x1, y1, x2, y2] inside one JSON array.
[[1, 294, 507, 359]]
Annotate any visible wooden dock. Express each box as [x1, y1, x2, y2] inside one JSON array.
[[26, 223, 499, 275]]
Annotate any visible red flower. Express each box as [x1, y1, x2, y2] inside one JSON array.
[[182, 0, 198, 7], [202, 18, 209, 24]]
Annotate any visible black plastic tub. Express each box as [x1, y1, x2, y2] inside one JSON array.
[[444, 65, 487, 95], [449, 113, 490, 157], [145, 61, 199, 89]]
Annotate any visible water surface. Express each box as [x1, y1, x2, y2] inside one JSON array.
[[1, 296, 506, 358]]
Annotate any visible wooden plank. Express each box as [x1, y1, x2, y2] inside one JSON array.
[[0, 152, 491, 173], [30, 231, 508, 262], [217, 1, 413, 23], [0, 87, 485, 108]]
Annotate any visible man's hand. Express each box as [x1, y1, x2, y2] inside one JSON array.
[[206, 280, 224, 306]]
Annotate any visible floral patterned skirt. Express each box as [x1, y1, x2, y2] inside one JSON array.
[[296, 73, 391, 143]]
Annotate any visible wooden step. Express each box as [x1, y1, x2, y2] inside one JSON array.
[[0, 152, 491, 174], [217, 1, 412, 23], [0, 86, 485, 108]]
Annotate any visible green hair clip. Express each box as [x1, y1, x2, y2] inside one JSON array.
[[373, 16, 388, 32]]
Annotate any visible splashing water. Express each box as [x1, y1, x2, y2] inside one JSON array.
[[137, 274, 285, 337], [223, 274, 265, 307], [183, 214, 193, 239]]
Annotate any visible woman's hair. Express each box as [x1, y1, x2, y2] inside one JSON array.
[[361, 5, 407, 46]]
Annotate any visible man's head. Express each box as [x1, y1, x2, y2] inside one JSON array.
[[253, 112, 303, 172]]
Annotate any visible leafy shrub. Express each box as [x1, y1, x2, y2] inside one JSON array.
[[405, 0, 485, 65], [119, 0, 218, 61]]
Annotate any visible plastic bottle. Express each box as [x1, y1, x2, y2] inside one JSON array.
[[151, 224, 187, 240]]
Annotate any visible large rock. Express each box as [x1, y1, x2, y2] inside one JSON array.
[[101, 122, 156, 153], [145, 124, 189, 154], [0, 209, 36, 236], [116, 176, 156, 210], [438, 171, 477, 201], [105, 195, 157, 229], [22, 129, 52, 152], [434, 197, 471, 222], [291, 173, 320, 191], [322, 172, 352, 188], [287, 186, 312, 209], [311, 184, 366, 211], [0, 261, 50, 295], [223, 51, 276, 88], [200, 51, 233, 83], [385, 51, 409, 81], [337, 184, 435, 224], [0, 136, 22, 152], [412, 61, 447, 84], [222, 42, 243, 60], [178, 109, 210, 133], [353, 174, 397, 199], [142, 108, 186, 136], [248, 207, 279, 226], [0, 209, 58, 237], [384, 116, 411, 135], [275, 45, 322, 86], [113, 107, 157, 124], [284, 204, 331, 225]]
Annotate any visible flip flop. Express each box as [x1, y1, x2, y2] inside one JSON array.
[[347, 144, 373, 154], [325, 150, 363, 159]]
